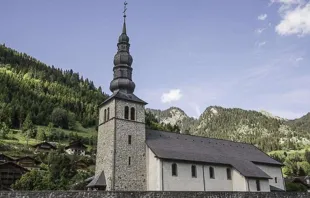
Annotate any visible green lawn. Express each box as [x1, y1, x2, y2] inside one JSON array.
[[0, 123, 97, 157]]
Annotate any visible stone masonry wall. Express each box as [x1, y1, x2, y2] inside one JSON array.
[[0, 191, 309, 198], [95, 99, 116, 190], [114, 99, 146, 191]]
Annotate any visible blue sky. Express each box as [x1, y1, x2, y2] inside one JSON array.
[[1, 0, 310, 119]]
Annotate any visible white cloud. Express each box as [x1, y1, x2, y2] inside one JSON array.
[[258, 14, 268, 20], [274, 1, 310, 36], [161, 89, 182, 103], [295, 57, 304, 62]]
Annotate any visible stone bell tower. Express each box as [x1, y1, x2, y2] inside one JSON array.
[[88, 2, 147, 191]]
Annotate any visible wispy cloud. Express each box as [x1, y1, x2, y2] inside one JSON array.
[[258, 14, 268, 20], [255, 28, 266, 34], [295, 57, 304, 62], [256, 41, 267, 47], [161, 89, 182, 103]]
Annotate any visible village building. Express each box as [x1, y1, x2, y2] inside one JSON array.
[[65, 140, 87, 155], [15, 156, 41, 170], [32, 141, 57, 153], [88, 3, 285, 192], [0, 153, 14, 163], [0, 161, 28, 189]]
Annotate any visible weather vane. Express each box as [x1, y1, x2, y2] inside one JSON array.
[[123, 1, 128, 18]]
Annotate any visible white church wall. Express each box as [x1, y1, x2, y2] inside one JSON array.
[[256, 164, 285, 190], [203, 165, 233, 191], [232, 169, 247, 191], [162, 161, 204, 191], [248, 179, 270, 192], [146, 147, 161, 191]]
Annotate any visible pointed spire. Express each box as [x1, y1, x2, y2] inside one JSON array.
[[122, 1, 127, 34], [110, 1, 135, 94], [122, 19, 127, 34]]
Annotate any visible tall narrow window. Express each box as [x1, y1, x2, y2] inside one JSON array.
[[130, 107, 135, 120], [275, 177, 277, 183], [128, 135, 132, 145], [107, 107, 110, 120], [256, 180, 261, 191], [104, 109, 107, 122], [191, 165, 197, 178], [209, 167, 215, 179], [128, 157, 131, 165], [226, 168, 231, 180], [172, 163, 178, 176], [124, 106, 129, 119]]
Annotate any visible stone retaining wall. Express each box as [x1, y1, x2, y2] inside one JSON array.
[[0, 191, 309, 198]]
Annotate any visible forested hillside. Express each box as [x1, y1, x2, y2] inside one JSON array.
[[0, 44, 108, 129], [148, 106, 310, 152]]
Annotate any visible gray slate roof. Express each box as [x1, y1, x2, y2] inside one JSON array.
[[87, 171, 106, 188], [146, 129, 282, 179], [99, 91, 147, 107]]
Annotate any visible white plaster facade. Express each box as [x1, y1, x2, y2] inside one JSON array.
[[146, 148, 284, 192], [256, 164, 285, 191], [65, 148, 86, 156]]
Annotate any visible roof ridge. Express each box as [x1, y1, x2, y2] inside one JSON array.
[[146, 129, 255, 147]]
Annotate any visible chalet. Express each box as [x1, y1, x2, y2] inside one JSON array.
[[32, 141, 57, 153], [0, 153, 14, 163], [0, 162, 28, 189], [65, 140, 87, 156], [15, 156, 41, 170]]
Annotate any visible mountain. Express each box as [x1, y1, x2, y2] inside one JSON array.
[[147, 106, 310, 152], [146, 107, 197, 133], [0, 44, 108, 129], [286, 113, 310, 134]]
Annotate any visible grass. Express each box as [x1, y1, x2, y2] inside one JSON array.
[[0, 122, 97, 157]]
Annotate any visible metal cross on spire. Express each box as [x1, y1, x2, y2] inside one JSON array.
[[123, 1, 128, 19]]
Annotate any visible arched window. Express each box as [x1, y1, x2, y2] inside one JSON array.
[[107, 107, 110, 120], [172, 163, 178, 176], [124, 106, 129, 119], [130, 107, 135, 120], [226, 168, 231, 180], [209, 167, 215, 179], [104, 109, 107, 122], [191, 165, 197, 178]]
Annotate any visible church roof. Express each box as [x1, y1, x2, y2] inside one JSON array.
[[146, 129, 282, 179], [99, 90, 147, 107], [86, 170, 106, 188]]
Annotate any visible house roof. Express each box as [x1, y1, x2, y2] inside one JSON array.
[[0, 161, 29, 172], [146, 129, 282, 179], [33, 141, 56, 149], [99, 91, 147, 107], [270, 185, 285, 192], [15, 156, 41, 165], [285, 176, 310, 188], [86, 171, 106, 188], [65, 140, 87, 150], [0, 153, 14, 162]]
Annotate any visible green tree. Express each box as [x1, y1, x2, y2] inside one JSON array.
[[68, 112, 76, 130], [22, 114, 36, 145], [51, 108, 69, 129], [0, 122, 10, 138], [36, 128, 47, 141]]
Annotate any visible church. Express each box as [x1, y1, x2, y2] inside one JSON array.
[[87, 4, 285, 192]]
